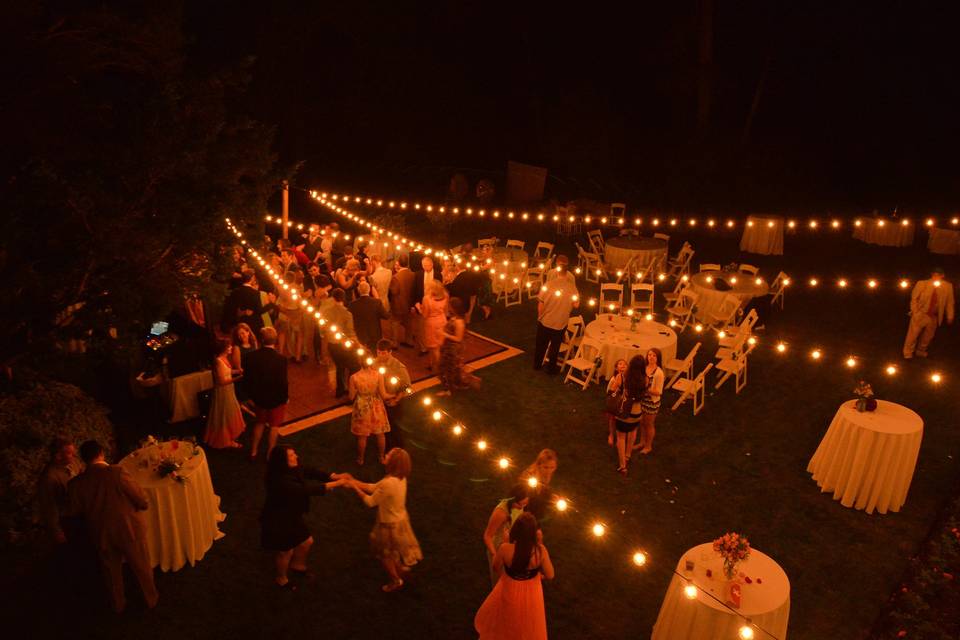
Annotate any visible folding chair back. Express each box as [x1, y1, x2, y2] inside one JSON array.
[[630, 282, 655, 314], [610, 202, 626, 218], [587, 229, 606, 256], [769, 271, 789, 310], [479, 237, 497, 249], [600, 283, 624, 313], [664, 341, 702, 389], [506, 239, 526, 251], [653, 232, 671, 244], [738, 263, 759, 276], [533, 241, 555, 261], [563, 337, 603, 390], [699, 263, 721, 272], [666, 288, 698, 331], [708, 294, 741, 331], [671, 362, 714, 415]]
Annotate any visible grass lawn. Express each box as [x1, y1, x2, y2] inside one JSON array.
[[5, 217, 959, 639]]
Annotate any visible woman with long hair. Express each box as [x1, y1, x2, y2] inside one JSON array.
[[613, 355, 646, 474], [518, 449, 558, 521], [482, 484, 531, 585], [203, 338, 245, 449], [348, 357, 391, 465], [418, 280, 449, 371], [436, 296, 481, 396], [475, 512, 554, 640], [230, 322, 259, 407], [260, 445, 350, 589], [605, 358, 628, 446], [350, 448, 423, 592], [635, 348, 664, 454]]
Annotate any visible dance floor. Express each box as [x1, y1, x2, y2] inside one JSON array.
[[281, 329, 521, 432]]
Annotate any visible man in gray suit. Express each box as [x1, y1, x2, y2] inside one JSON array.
[[903, 267, 954, 359]]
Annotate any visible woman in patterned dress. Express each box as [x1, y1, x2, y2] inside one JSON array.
[[348, 357, 391, 465], [437, 297, 481, 395]]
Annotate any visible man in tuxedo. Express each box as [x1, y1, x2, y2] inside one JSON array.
[[349, 281, 389, 351], [410, 256, 438, 352], [221, 269, 263, 333], [388, 255, 416, 346], [245, 327, 289, 461], [325, 288, 358, 397], [68, 440, 158, 613], [903, 267, 955, 359]]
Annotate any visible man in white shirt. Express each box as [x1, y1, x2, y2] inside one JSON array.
[[534, 257, 579, 374], [903, 267, 954, 359], [545, 254, 576, 284], [368, 254, 393, 314], [411, 257, 437, 353]]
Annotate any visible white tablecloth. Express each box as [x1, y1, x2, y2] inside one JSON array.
[[807, 400, 923, 514], [928, 227, 960, 255], [482, 247, 528, 294], [652, 543, 790, 640], [120, 441, 225, 571], [583, 315, 677, 379], [853, 220, 914, 247], [739, 215, 784, 255], [603, 236, 668, 271], [689, 272, 769, 322], [166, 370, 214, 423]]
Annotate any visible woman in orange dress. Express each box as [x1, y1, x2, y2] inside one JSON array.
[[475, 512, 554, 639], [417, 280, 449, 371], [204, 338, 246, 448]]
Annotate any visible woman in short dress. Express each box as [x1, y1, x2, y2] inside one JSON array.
[[230, 322, 259, 405], [418, 280, 449, 371], [350, 448, 423, 592], [482, 484, 530, 585], [475, 512, 555, 640], [613, 355, 646, 475], [605, 358, 628, 446], [204, 338, 246, 449], [348, 358, 391, 465], [635, 348, 665, 455], [437, 296, 481, 395]]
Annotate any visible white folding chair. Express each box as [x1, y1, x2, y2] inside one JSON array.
[[553, 315, 585, 368], [671, 362, 714, 414], [600, 283, 624, 313], [653, 232, 671, 244], [479, 237, 497, 249], [699, 263, 721, 272], [506, 239, 526, 251], [715, 340, 756, 394], [769, 271, 789, 310], [720, 309, 758, 346], [610, 202, 626, 218], [587, 229, 606, 257], [495, 273, 522, 308], [629, 282, 655, 315], [662, 277, 688, 305], [664, 341, 702, 389], [666, 289, 698, 331], [533, 241, 554, 261], [523, 257, 553, 301], [619, 228, 639, 237], [578, 246, 606, 283], [563, 337, 603, 390], [707, 294, 740, 332], [614, 255, 638, 284], [738, 263, 759, 276]]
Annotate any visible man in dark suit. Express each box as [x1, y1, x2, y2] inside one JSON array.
[[221, 269, 264, 333], [446, 262, 478, 323], [389, 255, 416, 347], [68, 440, 158, 613], [349, 281, 389, 351], [410, 256, 438, 352], [245, 327, 289, 461]]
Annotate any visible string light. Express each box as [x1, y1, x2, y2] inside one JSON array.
[[739, 625, 756, 640], [432, 410, 443, 421], [632, 552, 648, 566], [931, 372, 943, 384], [885, 365, 897, 375], [498, 457, 510, 469], [811, 349, 822, 360], [452, 424, 464, 436], [477, 439, 488, 451], [845, 356, 857, 368], [591, 523, 606, 537], [527, 476, 539, 488], [555, 498, 568, 512], [683, 583, 698, 599]]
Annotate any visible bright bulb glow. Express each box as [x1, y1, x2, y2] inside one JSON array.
[[845, 357, 857, 368], [365, 357, 375, 366], [776, 342, 787, 353], [632, 552, 647, 566], [868, 279, 877, 288], [683, 584, 698, 599], [931, 372, 943, 384], [477, 440, 487, 451], [527, 477, 538, 488], [422, 397, 432, 406], [809, 278, 819, 286], [900, 279, 909, 289], [885, 365, 897, 375], [498, 457, 509, 469], [811, 349, 822, 360], [694, 324, 703, 332], [555, 498, 568, 511], [452, 424, 463, 436], [739, 626, 755, 640], [592, 523, 606, 537], [838, 279, 848, 288], [432, 410, 442, 421]]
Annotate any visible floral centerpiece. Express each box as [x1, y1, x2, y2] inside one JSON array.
[[713, 532, 751, 580], [156, 454, 186, 482], [853, 380, 877, 412], [722, 262, 739, 273]]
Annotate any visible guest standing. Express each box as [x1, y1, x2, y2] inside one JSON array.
[[376, 339, 411, 450], [221, 269, 264, 333], [230, 322, 259, 405], [389, 255, 416, 346], [245, 327, 289, 462], [350, 448, 423, 592], [350, 281, 390, 351], [482, 484, 530, 585], [326, 288, 358, 398], [349, 358, 391, 465], [605, 359, 628, 446], [411, 256, 440, 352], [612, 355, 645, 475], [204, 339, 245, 449], [437, 297, 481, 395], [261, 445, 351, 589], [474, 512, 554, 640], [67, 440, 158, 612], [518, 449, 558, 521], [37, 438, 81, 544], [636, 348, 665, 455], [418, 280, 449, 371], [534, 257, 580, 374], [903, 267, 955, 359]]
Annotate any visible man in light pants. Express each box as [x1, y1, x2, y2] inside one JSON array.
[[903, 267, 954, 359]]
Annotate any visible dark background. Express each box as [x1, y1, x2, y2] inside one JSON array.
[[188, 1, 960, 212]]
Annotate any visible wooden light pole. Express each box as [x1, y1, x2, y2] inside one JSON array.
[[281, 180, 289, 239]]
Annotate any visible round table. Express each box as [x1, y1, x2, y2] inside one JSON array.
[[652, 543, 790, 640], [479, 247, 528, 294], [807, 400, 923, 514], [739, 215, 784, 255], [689, 272, 769, 322], [853, 219, 914, 247], [927, 227, 960, 255], [166, 370, 214, 423], [603, 236, 668, 271], [119, 440, 226, 571], [583, 315, 677, 379]]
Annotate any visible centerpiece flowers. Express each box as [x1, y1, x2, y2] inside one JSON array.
[[713, 532, 751, 580], [156, 452, 186, 483], [853, 380, 877, 412]]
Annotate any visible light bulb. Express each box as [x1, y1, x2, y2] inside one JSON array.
[[931, 372, 942, 384], [885, 365, 897, 376], [845, 357, 856, 368], [811, 349, 822, 360], [527, 477, 538, 488], [422, 397, 432, 406], [452, 424, 463, 436], [432, 410, 442, 421], [776, 342, 786, 353], [498, 457, 509, 469], [591, 523, 606, 537], [632, 552, 647, 566], [739, 626, 755, 640], [683, 584, 698, 599], [555, 498, 568, 511], [477, 440, 487, 451]]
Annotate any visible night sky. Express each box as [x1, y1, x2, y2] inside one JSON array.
[[194, 2, 959, 211]]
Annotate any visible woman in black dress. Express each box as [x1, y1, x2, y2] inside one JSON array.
[[613, 355, 646, 476], [261, 445, 351, 589]]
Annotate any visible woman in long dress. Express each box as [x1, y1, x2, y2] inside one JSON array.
[[437, 296, 481, 395], [349, 358, 391, 465], [204, 338, 246, 449], [350, 448, 423, 592], [418, 280, 448, 371], [230, 322, 259, 406], [475, 512, 554, 640], [482, 484, 530, 585]]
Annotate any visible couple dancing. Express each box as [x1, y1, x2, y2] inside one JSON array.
[[606, 349, 664, 475], [261, 445, 422, 592]]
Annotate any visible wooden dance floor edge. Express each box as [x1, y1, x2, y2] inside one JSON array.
[[279, 332, 524, 436]]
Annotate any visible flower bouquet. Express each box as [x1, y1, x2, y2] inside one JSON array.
[[156, 454, 186, 483], [853, 380, 877, 412], [713, 532, 751, 580]]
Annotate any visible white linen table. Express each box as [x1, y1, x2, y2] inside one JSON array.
[[652, 543, 790, 640], [481, 247, 528, 294], [583, 315, 677, 379], [852, 219, 914, 246], [807, 400, 923, 514], [689, 272, 769, 322], [166, 370, 214, 423], [603, 236, 668, 271], [739, 215, 784, 255], [927, 227, 960, 255], [119, 440, 225, 571]]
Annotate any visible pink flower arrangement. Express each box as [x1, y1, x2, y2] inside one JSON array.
[[713, 532, 751, 579]]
